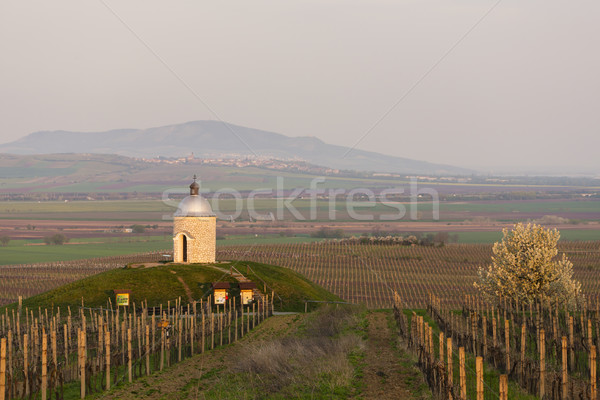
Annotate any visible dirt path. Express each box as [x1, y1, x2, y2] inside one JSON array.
[[95, 314, 301, 400], [363, 312, 430, 400]]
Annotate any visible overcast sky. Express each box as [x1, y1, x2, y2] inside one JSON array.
[[1, 1, 599, 174]]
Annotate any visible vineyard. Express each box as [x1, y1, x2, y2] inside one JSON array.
[[393, 291, 600, 399], [1, 242, 599, 310], [217, 241, 600, 308], [0, 294, 272, 399], [0, 253, 168, 307]]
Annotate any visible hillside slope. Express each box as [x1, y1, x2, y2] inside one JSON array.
[[9, 261, 340, 312]]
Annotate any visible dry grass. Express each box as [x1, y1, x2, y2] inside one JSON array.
[[235, 306, 365, 396]]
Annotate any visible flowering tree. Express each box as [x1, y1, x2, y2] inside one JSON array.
[[475, 223, 581, 306]]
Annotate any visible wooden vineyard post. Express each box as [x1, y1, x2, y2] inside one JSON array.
[[0, 338, 5, 400], [520, 323, 526, 383], [235, 305, 238, 342], [219, 311, 223, 347], [145, 325, 150, 376], [459, 347, 466, 400], [562, 336, 568, 400], [505, 319, 510, 373], [105, 330, 110, 390], [23, 334, 28, 397], [492, 317, 497, 347], [42, 333, 47, 400], [127, 328, 132, 383], [540, 329, 545, 399], [79, 330, 85, 399], [476, 356, 483, 400], [160, 327, 164, 371], [569, 315, 574, 371], [447, 338, 453, 389], [201, 311, 205, 353], [499, 374, 508, 400], [471, 312, 477, 355], [178, 318, 182, 362], [592, 345, 597, 400], [211, 312, 215, 350], [6, 330, 11, 393], [190, 315, 194, 356], [439, 332, 444, 364], [152, 314, 155, 357], [482, 316, 487, 358]]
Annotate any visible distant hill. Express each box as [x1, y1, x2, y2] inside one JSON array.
[[0, 121, 470, 175]]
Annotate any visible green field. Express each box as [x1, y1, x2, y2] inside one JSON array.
[[0, 235, 171, 265], [0, 234, 323, 265]]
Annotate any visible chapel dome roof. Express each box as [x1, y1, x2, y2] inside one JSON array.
[[174, 175, 215, 217], [174, 195, 215, 217]]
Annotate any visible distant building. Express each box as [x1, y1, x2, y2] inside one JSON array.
[[172, 176, 216, 263]]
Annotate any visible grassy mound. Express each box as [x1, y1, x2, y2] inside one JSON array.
[[230, 261, 342, 312], [10, 261, 340, 312]]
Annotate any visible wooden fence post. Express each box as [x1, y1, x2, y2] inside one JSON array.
[[520, 323, 526, 383], [439, 332, 444, 364], [23, 334, 28, 397], [105, 330, 110, 390], [0, 337, 5, 400], [569, 315, 574, 372], [459, 347, 466, 400], [592, 345, 597, 400], [499, 374, 508, 400], [160, 327, 164, 371], [211, 312, 215, 350], [482, 316, 487, 358], [178, 318, 182, 362], [79, 330, 85, 399], [562, 336, 567, 400], [127, 328, 132, 383], [540, 329, 545, 399], [447, 337, 453, 389], [201, 311, 205, 352], [42, 333, 47, 400], [505, 319, 510, 374], [476, 356, 483, 400], [145, 325, 150, 376]]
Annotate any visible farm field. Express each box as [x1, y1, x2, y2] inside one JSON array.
[[0, 234, 325, 265], [0, 235, 172, 265], [2, 240, 600, 308], [1, 198, 599, 222], [217, 241, 600, 309]]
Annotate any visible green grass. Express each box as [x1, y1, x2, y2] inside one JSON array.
[[0, 235, 172, 265], [0, 234, 323, 265], [239, 261, 343, 312]]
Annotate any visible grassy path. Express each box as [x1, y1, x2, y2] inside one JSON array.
[[92, 311, 434, 400], [93, 314, 302, 400], [363, 311, 432, 400]]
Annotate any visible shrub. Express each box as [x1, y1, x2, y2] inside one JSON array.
[[0, 235, 9, 246], [131, 224, 146, 233], [44, 234, 70, 245]]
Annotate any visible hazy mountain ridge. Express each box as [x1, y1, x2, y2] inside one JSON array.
[[0, 121, 471, 175]]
